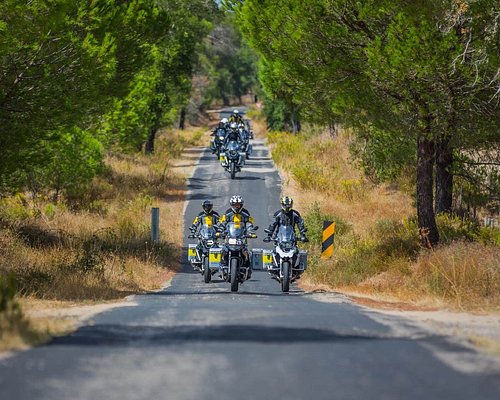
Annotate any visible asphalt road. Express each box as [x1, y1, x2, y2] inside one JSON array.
[[1, 134, 500, 400]]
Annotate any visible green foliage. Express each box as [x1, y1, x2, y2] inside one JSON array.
[[196, 14, 259, 108], [0, 0, 217, 195], [235, 0, 500, 244], [304, 203, 352, 245]]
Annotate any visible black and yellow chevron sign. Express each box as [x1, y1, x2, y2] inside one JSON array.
[[321, 221, 335, 258]]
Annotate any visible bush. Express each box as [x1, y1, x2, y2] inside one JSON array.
[[304, 202, 352, 245]]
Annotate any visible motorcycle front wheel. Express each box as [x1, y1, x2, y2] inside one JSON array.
[[203, 257, 211, 283], [230, 162, 236, 179], [230, 258, 239, 292], [281, 261, 290, 292]]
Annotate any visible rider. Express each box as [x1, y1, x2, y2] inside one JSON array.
[[223, 122, 244, 148], [211, 118, 228, 154], [263, 196, 309, 243], [188, 200, 220, 238], [211, 118, 228, 135], [228, 109, 244, 125], [217, 195, 256, 277]]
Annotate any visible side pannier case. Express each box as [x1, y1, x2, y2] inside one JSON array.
[[250, 249, 263, 270], [209, 247, 223, 269], [262, 249, 274, 270], [188, 244, 198, 263], [219, 153, 228, 166]]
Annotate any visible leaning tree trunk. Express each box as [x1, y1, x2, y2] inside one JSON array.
[[417, 135, 440, 247], [435, 135, 453, 214], [145, 127, 157, 154]]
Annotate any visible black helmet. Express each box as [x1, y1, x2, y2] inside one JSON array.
[[202, 200, 213, 214], [230, 195, 243, 213], [281, 196, 293, 212]]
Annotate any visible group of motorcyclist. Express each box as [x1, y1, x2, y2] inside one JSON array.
[[210, 109, 252, 158], [187, 108, 309, 290], [188, 194, 308, 279]]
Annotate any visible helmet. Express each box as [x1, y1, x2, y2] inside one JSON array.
[[202, 200, 213, 214], [233, 109, 240, 115], [229, 122, 238, 130], [230, 195, 243, 213], [281, 196, 293, 212], [221, 118, 228, 124]]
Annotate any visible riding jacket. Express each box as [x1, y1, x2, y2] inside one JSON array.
[[218, 208, 255, 231], [267, 209, 307, 237], [189, 211, 220, 234]]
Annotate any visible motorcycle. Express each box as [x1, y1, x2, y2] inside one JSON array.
[[238, 124, 252, 159], [188, 224, 218, 283], [264, 225, 308, 292], [210, 127, 227, 157], [219, 139, 246, 179], [219, 222, 258, 292]]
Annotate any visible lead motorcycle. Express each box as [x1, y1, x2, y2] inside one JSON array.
[[188, 224, 218, 283], [219, 139, 245, 179], [219, 222, 258, 292], [265, 225, 307, 292]]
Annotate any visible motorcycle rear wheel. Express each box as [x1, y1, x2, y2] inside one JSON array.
[[281, 261, 290, 292], [230, 258, 239, 292]]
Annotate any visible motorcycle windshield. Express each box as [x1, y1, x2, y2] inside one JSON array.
[[277, 225, 296, 244], [199, 226, 216, 240], [227, 222, 245, 239], [227, 141, 239, 152]]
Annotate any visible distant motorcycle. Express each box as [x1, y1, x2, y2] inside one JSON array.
[[219, 139, 246, 179], [210, 127, 227, 157], [238, 124, 252, 159], [264, 225, 308, 292], [219, 222, 258, 292], [188, 224, 218, 283]]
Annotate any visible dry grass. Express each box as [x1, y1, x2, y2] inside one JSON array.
[[0, 126, 205, 350], [268, 130, 414, 237], [265, 121, 500, 311]]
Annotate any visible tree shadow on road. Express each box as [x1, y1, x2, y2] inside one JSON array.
[[49, 324, 410, 347]]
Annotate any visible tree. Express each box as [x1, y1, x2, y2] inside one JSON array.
[[235, 0, 500, 246]]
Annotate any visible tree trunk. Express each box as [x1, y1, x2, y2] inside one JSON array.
[[291, 107, 301, 134], [435, 136, 453, 214], [417, 136, 440, 247], [179, 108, 186, 130], [145, 127, 157, 154]]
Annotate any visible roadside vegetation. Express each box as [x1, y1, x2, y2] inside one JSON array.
[[0, 127, 203, 349], [267, 126, 500, 311], [233, 0, 500, 311], [0, 1, 260, 351]]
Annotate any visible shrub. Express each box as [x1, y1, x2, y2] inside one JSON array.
[[304, 202, 352, 245]]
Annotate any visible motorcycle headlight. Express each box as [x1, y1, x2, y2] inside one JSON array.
[[219, 136, 225, 140], [228, 238, 242, 245], [206, 240, 214, 245]]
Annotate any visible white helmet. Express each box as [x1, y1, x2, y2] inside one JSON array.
[[233, 109, 240, 115], [221, 118, 228, 124], [230, 122, 238, 130], [229, 195, 243, 212]]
